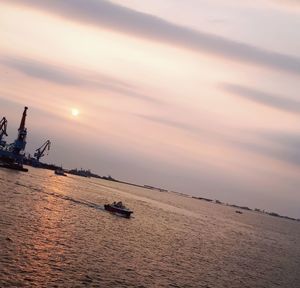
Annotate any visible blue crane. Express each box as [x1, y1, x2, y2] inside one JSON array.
[[12, 106, 28, 155], [0, 107, 29, 171]]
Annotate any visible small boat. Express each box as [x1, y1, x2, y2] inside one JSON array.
[[235, 210, 243, 214], [104, 201, 133, 218], [54, 167, 67, 176]]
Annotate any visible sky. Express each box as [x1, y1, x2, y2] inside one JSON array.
[[0, 0, 300, 218]]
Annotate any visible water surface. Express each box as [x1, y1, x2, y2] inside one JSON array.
[[0, 167, 299, 287]]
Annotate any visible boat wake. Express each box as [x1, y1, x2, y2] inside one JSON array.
[[15, 180, 106, 212], [12, 179, 134, 218]]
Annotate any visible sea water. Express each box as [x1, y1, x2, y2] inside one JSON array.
[[0, 167, 299, 287]]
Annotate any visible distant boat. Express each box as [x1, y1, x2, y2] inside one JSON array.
[[104, 201, 133, 218], [54, 167, 67, 176], [235, 210, 243, 214]]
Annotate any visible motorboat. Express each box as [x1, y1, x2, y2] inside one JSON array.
[[54, 167, 67, 176], [104, 201, 133, 218]]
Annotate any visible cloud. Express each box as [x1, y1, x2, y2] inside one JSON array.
[[1, 57, 81, 86], [221, 83, 300, 114], [136, 114, 199, 134], [6, 0, 300, 75], [220, 83, 300, 165], [138, 112, 300, 168], [0, 55, 161, 104], [135, 113, 223, 139], [237, 131, 300, 167], [263, 132, 300, 166], [134, 113, 233, 145]]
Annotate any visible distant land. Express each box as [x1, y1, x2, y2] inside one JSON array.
[[191, 196, 300, 222], [24, 160, 300, 223]]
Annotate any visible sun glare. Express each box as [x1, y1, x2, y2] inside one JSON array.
[[71, 108, 79, 117]]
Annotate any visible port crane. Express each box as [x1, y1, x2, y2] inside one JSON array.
[[0, 107, 28, 171], [0, 117, 8, 146], [13, 106, 28, 155], [34, 140, 51, 162]]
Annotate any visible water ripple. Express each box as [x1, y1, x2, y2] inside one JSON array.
[[0, 168, 299, 287]]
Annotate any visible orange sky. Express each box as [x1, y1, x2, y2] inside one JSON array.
[[0, 0, 300, 218]]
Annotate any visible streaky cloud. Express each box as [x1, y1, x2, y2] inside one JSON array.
[[134, 113, 230, 143], [6, 0, 300, 75], [1, 57, 81, 86], [0, 55, 161, 104], [136, 114, 199, 134], [237, 131, 300, 167], [137, 112, 300, 168], [221, 83, 300, 114]]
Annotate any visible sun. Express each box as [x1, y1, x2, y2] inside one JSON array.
[[71, 108, 80, 117]]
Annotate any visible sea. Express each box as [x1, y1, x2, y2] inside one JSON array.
[[0, 167, 299, 288]]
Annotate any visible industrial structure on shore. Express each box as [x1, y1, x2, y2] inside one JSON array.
[[0, 106, 51, 171], [26, 139, 51, 167]]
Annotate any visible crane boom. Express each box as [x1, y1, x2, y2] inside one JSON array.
[[18, 106, 28, 132], [13, 107, 28, 154], [0, 117, 8, 146], [0, 117, 8, 137]]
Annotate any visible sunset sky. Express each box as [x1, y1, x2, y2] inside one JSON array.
[[1, 0, 300, 217]]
